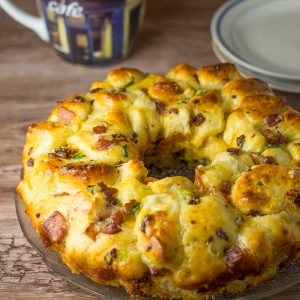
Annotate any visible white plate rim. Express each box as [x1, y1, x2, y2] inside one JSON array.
[[210, 0, 300, 81]]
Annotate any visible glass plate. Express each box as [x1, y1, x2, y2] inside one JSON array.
[[15, 183, 300, 299]]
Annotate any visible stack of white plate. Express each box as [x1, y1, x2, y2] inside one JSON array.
[[211, 0, 300, 93]]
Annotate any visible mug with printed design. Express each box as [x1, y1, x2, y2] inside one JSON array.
[[0, 0, 146, 65]]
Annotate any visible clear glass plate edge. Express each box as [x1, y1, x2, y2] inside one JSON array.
[[15, 181, 300, 300]]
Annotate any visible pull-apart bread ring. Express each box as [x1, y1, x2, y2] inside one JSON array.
[[17, 63, 300, 299]]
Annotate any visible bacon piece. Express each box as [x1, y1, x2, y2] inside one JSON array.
[[236, 135, 245, 148], [220, 180, 232, 194], [262, 129, 284, 145], [149, 267, 167, 276], [191, 113, 205, 126], [57, 106, 75, 124], [124, 199, 136, 214], [110, 248, 117, 258], [72, 96, 85, 103], [27, 158, 34, 167], [42, 211, 67, 243], [169, 108, 179, 114], [144, 177, 157, 184], [111, 210, 123, 225], [100, 223, 121, 234], [141, 215, 153, 233], [216, 229, 229, 241], [226, 148, 240, 155], [98, 206, 113, 220], [188, 197, 201, 205], [251, 152, 275, 165], [59, 163, 114, 183], [93, 125, 107, 134], [98, 182, 118, 205], [85, 223, 99, 241], [95, 138, 116, 150], [48, 147, 73, 159], [155, 100, 167, 114], [265, 113, 283, 127], [225, 245, 244, 267]]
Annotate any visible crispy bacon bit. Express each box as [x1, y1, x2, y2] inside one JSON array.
[[119, 87, 126, 93], [220, 180, 232, 194], [251, 152, 275, 165], [198, 287, 209, 293], [144, 177, 157, 184], [247, 209, 261, 216], [236, 135, 245, 148], [149, 236, 163, 257], [98, 268, 116, 280], [90, 87, 102, 94], [227, 148, 240, 155], [124, 200, 136, 214], [149, 267, 167, 276], [48, 147, 73, 159], [100, 223, 121, 234], [110, 248, 117, 258], [132, 132, 138, 144], [98, 182, 118, 205], [169, 108, 179, 114], [265, 113, 283, 127], [85, 223, 99, 241], [226, 245, 244, 267], [93, 125, 107, 134], [188, 197, 201, 205], [191, 113, 205, 126], [216, 229, 228, 241], [59, 163, 113, 183], [111, 210, 123, 225], [42, 211, 67, 243], [112, 133, 131, 142], [95, 138, 116, 151], [57, 106, 75, 124], [141, 215, 153, 233], [35, 213, 40, 218], [155, 100, 167, 114], [294, 195, 300, 207], [73, 95, 85, 103], [98, 206, 113, 220], [27, 158, 34, 167], [262, 129, 284, 145]]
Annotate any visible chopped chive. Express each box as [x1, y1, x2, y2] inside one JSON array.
[[257, 181, 264, 186], [71, 152, 86, 160], [122, 144, 129, 157], [131, 202, 141, 214], [87, 186, 95, 194], [104, 253, 113, 265], [124, 78, 134, 88], [195, 89, 206, 96], [266, 143, 280, 148]]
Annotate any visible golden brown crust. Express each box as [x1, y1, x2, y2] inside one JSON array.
[[17, 63, 300, 299]]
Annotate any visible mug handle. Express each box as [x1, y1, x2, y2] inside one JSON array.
[[0, 0, 49, 42]]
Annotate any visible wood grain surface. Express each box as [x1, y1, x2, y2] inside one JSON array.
[[1, 1, 300, 299]]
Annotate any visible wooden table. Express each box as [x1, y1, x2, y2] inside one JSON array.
[[1, 1, 300, 299]]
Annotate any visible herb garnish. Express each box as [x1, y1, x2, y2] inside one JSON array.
[[122, 144, 129, 157]]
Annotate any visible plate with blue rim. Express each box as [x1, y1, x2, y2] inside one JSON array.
[[211, 0, 300, 81]]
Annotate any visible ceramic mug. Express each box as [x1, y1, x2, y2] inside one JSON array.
[[0, 0, 146, 65]]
